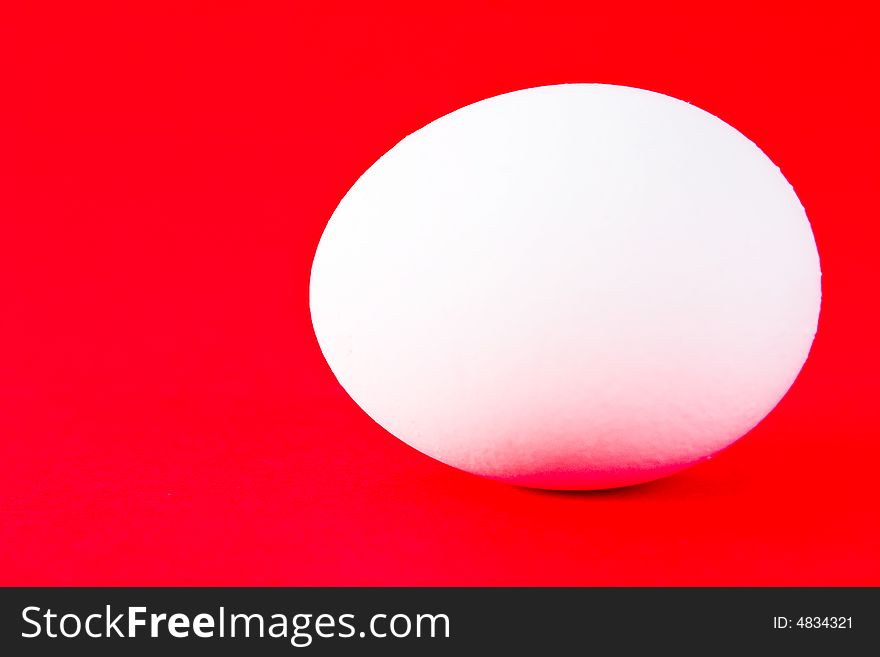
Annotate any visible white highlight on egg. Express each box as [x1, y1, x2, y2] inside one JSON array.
[[310, 84, 821, 489]]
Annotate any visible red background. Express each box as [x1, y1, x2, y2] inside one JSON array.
[[1, 1, 878, 585]]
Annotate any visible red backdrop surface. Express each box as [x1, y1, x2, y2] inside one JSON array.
[[1, 2, 878, 585]]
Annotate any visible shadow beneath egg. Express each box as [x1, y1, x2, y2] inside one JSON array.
[[509, 466, 752, 500]]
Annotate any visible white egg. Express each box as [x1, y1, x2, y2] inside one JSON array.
[[309, 84, 821, 489]]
